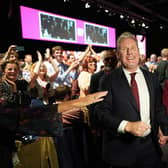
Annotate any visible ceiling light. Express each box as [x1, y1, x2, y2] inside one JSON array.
[[131, 19, 135, 24], [85, 2, 91, 8], [141, 23, 146, 27], [160, 25, 163, 29], [145, 25, 149, 29], [120, 14, 124, 19], [105, 9, 109, 13]]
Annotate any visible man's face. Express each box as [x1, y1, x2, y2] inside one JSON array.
[[118, 38, 140, 72], [53, 49, 63, 63], [103, 55, 117, 70]]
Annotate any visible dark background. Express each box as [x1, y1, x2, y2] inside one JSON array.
[[0, 0, 168, 58]]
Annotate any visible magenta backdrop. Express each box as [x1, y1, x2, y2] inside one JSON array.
[[20, 5, 116, 48]]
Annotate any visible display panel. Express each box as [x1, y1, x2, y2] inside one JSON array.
[[136, 35, 146, 56], [40, 12, 76, 42], [20, 6, 116, 48], [85, 23, 108, 45]]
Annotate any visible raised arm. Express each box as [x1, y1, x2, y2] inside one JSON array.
[[88, 44, 97, 57], [78, 45, 90, 63], [45, 48, 59, 82], [1, 45, 17, 62], [58, 91, 107, 113], [29, 50, 42, 88]]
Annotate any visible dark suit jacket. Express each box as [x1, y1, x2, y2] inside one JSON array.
[[94, 66, 168, 166], [89, 70, 106, 94], [89, 70, 111, 128], [156, 60, 168, 88]]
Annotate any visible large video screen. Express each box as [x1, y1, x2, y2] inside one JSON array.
[[20, 6, 116, 48]]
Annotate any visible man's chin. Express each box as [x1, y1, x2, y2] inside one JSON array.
[[8, 77, 16, 81]]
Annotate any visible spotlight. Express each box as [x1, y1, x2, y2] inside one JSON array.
[[120, 14, 124, 19], [131, 19, 135, 24], [105, 9, 109, 13], [160, 25, 163, 30], [85, 2, 91, 8], [141, 23, 146, 27], [145, 25, 149, 29]]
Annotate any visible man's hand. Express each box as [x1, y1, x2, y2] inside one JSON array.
[[158, 127, 168, 145], [125, 121, 151, 137]]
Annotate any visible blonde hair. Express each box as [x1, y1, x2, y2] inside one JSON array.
[[161, 48, 168, 57]]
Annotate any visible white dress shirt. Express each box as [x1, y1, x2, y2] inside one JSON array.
[[118, 67, 151, 137]]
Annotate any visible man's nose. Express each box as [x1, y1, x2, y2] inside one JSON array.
[[126, 48, 132, 54]]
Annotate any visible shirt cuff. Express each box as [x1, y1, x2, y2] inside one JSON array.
[[118, 120, 128, 133]]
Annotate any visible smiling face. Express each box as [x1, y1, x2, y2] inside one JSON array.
[[4, 63, 19, 81], [52, 48, 64, 63], [118, 37, 140, 72], [39, 63, 47, 76]]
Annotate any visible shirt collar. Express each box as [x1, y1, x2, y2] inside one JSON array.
[[122, 66, 142, 79]]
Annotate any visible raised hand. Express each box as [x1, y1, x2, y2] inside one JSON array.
[[36, 50, 43, 62], [45, 48, 51, 60]]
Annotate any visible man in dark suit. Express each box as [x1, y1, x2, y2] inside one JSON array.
[[89, 49, 118, 93], [94, 31, 168, 168], [88, 49, 118, 168], [89, 49, 118, 125]]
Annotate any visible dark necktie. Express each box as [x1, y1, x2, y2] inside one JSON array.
[[130, 73, 140, 111]]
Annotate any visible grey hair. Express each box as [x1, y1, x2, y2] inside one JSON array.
[[117, 32, 138, 50]]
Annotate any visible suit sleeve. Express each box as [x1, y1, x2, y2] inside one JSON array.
[[93, 74, 123, 134]]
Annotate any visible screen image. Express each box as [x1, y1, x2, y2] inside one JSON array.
[[136, 35, 146, 56], [20, 6, 116, 48], [40, 13, 76, 42], [85, 23, 108, 45]]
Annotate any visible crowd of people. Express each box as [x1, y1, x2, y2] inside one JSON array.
[[1, 32, 168, 168]]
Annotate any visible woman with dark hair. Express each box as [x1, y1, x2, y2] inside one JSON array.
[[0, 60, 30, 168]]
